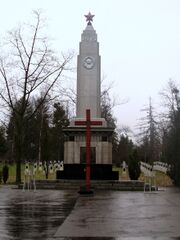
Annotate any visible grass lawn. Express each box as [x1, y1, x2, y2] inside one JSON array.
[[0, 163, 173, 186], [0, 163, 56, 183], [113, 166, 173, 187]]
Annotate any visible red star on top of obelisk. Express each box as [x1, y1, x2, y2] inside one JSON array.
[[84, 12, 95, 25]]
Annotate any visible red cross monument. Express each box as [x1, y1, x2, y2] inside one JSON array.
[[75, 109, 102, 192]]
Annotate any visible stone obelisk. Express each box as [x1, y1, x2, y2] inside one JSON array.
[[77, 12, 100, 119], [75, 12, 106, 125], [59, 13, 118, 180]]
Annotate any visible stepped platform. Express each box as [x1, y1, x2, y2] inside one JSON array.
[[19, 179, 148, 191]]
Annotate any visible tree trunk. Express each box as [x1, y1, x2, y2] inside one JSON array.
[[15, 117, 24, 184], [16, 158, 21, 183], [15, 139, 22, 184]]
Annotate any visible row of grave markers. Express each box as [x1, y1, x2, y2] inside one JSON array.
[[24, 161, 64, 174], [23, 161, 64, 191]]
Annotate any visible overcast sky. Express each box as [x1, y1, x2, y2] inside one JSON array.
[[0, 0, 180, 134]]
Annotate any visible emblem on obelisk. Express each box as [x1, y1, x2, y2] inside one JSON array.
[[83, 56, 95, 69], [84, 12, 95, 25]]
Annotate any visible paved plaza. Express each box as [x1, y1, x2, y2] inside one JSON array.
[[0, 185, 77, 240], [0, 185, 180, 239], [54, 187, 180, 240]]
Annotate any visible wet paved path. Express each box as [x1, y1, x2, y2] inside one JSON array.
[[54, 187, 180, 240], [1, 185, 180, 240], [0, 185, 77, 240]]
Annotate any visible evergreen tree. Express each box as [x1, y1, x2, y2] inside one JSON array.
[[50, 102, 69, 161], [34, 97, 51, 163], [168, 110, 180, 185], [21, 102, 37, 161], [101, 90, 116, 128], [6, 100, 37, 162], [161, 82, 180, 185], [128, 149, 141, 180], [137, 98, 160, 164], [0, 126, 8, 158], [116, 135, 134, 166], [100, 89, 119, 164]]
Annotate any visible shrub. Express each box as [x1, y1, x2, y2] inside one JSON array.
[[2, 165, 9, 184], [128, 149, 141, 180]]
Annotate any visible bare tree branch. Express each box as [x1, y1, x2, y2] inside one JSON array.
[[0, 10, 73, 183]]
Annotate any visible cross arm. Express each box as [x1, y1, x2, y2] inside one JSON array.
[[74, 121, 86, 126]]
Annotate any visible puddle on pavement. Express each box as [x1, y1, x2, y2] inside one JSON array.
[[0, 188, 77, 240]]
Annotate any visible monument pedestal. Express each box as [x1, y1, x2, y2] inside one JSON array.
[[57, 163, 118, 180], [57, 126, 118, 180]]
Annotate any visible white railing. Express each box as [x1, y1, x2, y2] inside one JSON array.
[[140, 161, 171, 192], [153, 161, 170, 174], [140, 162, 156, 192]]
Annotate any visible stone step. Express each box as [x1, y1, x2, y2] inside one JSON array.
[[19, 179, 155, 191]]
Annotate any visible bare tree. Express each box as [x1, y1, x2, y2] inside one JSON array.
[[159, 80, 180, 184], [136, 97, 161, 164], [159, 79, 180, 123], [0, 11, 73, 183]]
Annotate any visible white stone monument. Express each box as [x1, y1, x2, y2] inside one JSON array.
[[59, 13, 118, 180], [71, 12, 106, 126]]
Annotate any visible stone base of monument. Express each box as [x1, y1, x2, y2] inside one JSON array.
[[78, 185, 94, 195], [19, 179, 150, 191], [56, 164, 119, 180]]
